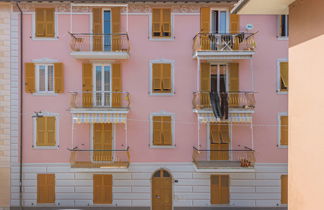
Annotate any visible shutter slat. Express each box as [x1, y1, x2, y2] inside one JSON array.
[[92, 8, 103, 51], [200, 63, 210, 107], [162, 116, 172, 145], [36, 117, 46, 146], [152, 64, 162, 92], [162, 9, 171, 37], [82, 64, 93, 107], [45, 8, 55, 37], [281, 116, 288, 146], [153, 116, 162, 145], [25, 63, 35, 93], [162, 64, 172, 92], [112, 7, 121, 51], [35, 8, 46, 37], [54, 63, 64, 93], [152, 9, 162, 37], [46, 117, 56, 146], [112, 63, 122, 107], [200, 7, 210, 33], [37, 174, 55, 203]]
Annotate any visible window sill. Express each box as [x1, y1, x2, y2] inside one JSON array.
[[33, 92, 58, 96], [149, 37, 175, 41], [276, 90, 288, 95], [150, 145, 176, 149], [32, 36, 59, 41], [277, 36, 288, 41], [32, 145, 59, 150], [278, 145, 288, 149], [149, 92, 175, 96]]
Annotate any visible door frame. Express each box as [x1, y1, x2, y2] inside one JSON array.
[[151, 168, 174, 210]]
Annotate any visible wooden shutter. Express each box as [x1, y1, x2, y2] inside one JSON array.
[[36, 117, 56, 146], [93, 174, 112, 204], [93, 123, 112, 161], [152, 9, 162, 37], [45, 8, 55, 37], [200, 7, 210, 33], [25, 63, 35, 93], [153, 116, 162, 145], [82, 64, 93, 107], [93, 8, 103, 51], [200, 63, 211, 107], [162, 9, 171, 37], [162, 116, 172, 145], [112, 7, 121, 51], [280, 116, 288, 146], [162, 64, 172, 92], [230, 14, 240, 33], [35, 8, 46, 37], [37, 174, 55, 203], [112, 63, 122, 107], [211, 175, 229, 204], [36, 117, 46, 146], [229, 63, 239, 107], [281, 175, 288, 204], [280, 62, 289, 91], [54, 63, 64, 93], [46, 117, 56, 146], [152, 64, 162, 92]]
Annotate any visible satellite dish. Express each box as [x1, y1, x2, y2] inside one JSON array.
[[245, 24, 254, 31]]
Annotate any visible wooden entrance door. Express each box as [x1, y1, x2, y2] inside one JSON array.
[[152, 169, 172, 210], [93, 123, 112, 161]]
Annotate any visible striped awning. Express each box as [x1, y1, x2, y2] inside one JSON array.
[[198, 113, 252, 123], [72, 113, 127, 124]]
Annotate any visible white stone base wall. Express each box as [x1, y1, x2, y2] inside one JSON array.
[[10, 162, 288, 208]]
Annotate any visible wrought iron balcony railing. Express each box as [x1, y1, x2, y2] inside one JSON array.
[[69, 147, 130, 168], [193, 146, 255, 169], [70, 91, 130, 109], [193, 32, 256, 52], [192, 91, 255, 110], [69, 33, 130, 52]]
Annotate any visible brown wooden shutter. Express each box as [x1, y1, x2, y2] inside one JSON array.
[[93, 124, 113, 161], [54, 63, 64, 93], [153, 116, 162, 145], [280, 116, 288, 146], [162, 116, 172, 145], [162, 9, 171, 37], [46, 117, 56, 146], [93, 8, 103, 51], [200, 63, 211, 107], [280, 62, 289, 91], [200, 8, 210, 33], [45, 8, 55, 37], [93, 174, 113, 204], [112, 7, 121, 51], [229, 63, 239, 91], [210, 175, 220, 204], [281, 175, 288, 204], [162, 64, 172, 92], [211, 175, 229, 204], [36, 117, 46, 146], [220, 123, 230, 143], [82, 64, 93, 107], [220, 175, 230, 204], [37, 174, 55, 203], [25, 63, 35, 93], [152, 9, 162, 37], [230, 14, 240, 34], [35, 8, 46, 37], [152, 64, 162, 92], [112, 63, 122, 107]]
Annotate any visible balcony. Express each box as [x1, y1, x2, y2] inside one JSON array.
[[69, 147, 130, 169], [193, 32, 256, 60], [193, 146, 255, 171], [69, 33, 130, 60]]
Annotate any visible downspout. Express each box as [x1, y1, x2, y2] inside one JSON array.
[[16, 2, 23, 210]]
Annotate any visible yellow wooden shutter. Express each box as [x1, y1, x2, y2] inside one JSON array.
[[93, 174, 112, 204], [280, 116, 288, 146], [153, 116, 162, 145], [210, 175, 219, 204], [82, 64, 93, 107], [112, 7, 121, 51], [35, 8, 46, 37], [37, 174, 55, 203], [211, 175, 229, 204], [280, 62, 288, 91], [112, 63, 122, 107], [162, 116, 172, 145], [152, 9, 162, 37], [162, 64, 172, 92], [200, 7, 210, 33], [152, 64, 162, 92], [36, 117, 46, 146], [93, 124, 112, 161], [220, 123, 230, 143], [103, 174, 113, 204], [200, 63, 211, 107], [220, 175, 230, 204], [25, 63, 35, 93], [230, 14, 240, 34], [93, 174, 102, 204], [229, 63, 239, 91], [281, 175, 288, 204], [162, 9, 171, 37], [46, 117, 56, 146], [54, 63, 64, 93], [45, 8, 55, 37], [93, 8, 103, 51]]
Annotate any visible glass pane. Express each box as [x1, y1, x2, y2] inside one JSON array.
[[163, 170, 171, 177], [104, 11, 111, 51], [95, 66, 102, 106], [211, 11, 218, 33], [48, 65, 54, 91], [104, 66, 111, 106], [219, 11, 227, 33], [39, 65, 46, 91], [153, 170, 161, 177]]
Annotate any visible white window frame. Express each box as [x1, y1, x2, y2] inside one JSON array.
[[149, 59, 175, 96], [35, 63, 55, 94], [32, 112, 60, 149], [149, 112, 176, 148], [149, 8, 175, 41], [210, 8, 230, 34], [277, 15, 289, 40], [32, 10, 59, 40], [92, 63, 113, 107], [209, 63, 230, 92], [276, 59, 288, 95], [278, 112, 288, 148]]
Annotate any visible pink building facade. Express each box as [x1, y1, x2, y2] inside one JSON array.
[[7, 0, 288, 209]]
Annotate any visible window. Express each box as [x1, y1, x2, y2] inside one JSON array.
[[211, 175, 229, 204], [211, 10, 228, 33], [37, 174, 55, 203], [34, 115, 57, 147], [278, 61, 288, 92], [151, 114, 174, 147], [279, 114, 288, 146], [152, 63, 172, 94], [35, 8, 55, 38], [278, 15, 289, 38], [36, 64, 54, 93], [152, 8, 171, 38], [93, 174, 112, 204], [281, 175, 288, 204]]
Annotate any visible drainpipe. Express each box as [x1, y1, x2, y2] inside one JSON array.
[[16, 2, 23, 210]]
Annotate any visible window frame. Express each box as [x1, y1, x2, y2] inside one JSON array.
[[149, 8, 174, 41], [33, 8, 58, 40], [277, 15, 289, 40], [277, 59, 288, 94], [92, 63, 113, 107], [150, 112, 176, 148], [35, 63, 55, 94], [210, 8, 230, 34], [149, 59, 175, 96], [33, 112, 60, 149], [278, 112, 288, 148]]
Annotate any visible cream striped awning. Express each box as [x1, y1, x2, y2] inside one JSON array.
[[72, 113, 127, 124], [198, 113, 252, 123]]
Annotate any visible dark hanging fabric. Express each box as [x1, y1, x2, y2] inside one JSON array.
[[210, 91, 222, 119], [220, 92, 229, 120]]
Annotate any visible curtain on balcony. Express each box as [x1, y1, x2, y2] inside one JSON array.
[[72, 113, 127, 124]]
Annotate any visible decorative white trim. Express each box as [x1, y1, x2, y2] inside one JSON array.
[[149, 59, 175, 96], [32, 58, 59, 63], [35, 63, 56, 94], [149, 112, 176, 148], [277, 112, 288, 148], [148, 11, 175, 41], [32, 112, 60, 149], [276, 58, 288, 94], [31, 12, 59, 40]]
